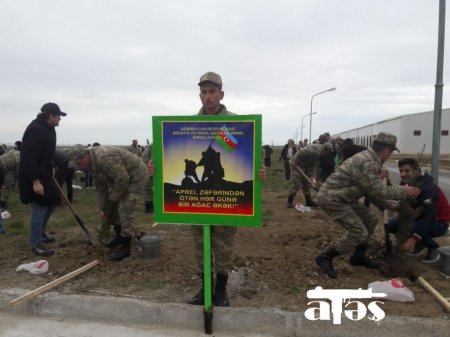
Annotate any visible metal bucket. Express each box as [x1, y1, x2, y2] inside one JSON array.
[[438, 246, 450, 276], [140, 235, 161, 260]]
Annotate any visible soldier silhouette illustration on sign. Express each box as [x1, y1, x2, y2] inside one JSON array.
[[197, 145, 224, 184]]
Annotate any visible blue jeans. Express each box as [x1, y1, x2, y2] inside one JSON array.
[[387, 217, 449, 249], [29, 203, 55, 247]]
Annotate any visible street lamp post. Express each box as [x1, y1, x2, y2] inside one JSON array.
[[309, 87, 336, 141], [301, 112, 317, 143], [294, 125, 304, 143]]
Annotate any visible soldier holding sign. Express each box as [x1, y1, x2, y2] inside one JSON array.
[[148, 71, 266, 307]]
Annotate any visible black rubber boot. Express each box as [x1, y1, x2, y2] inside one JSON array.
[[305, 194, 318, 207], [188, 274, 204, 306], [145, 200, 154, 214], [104, 226, 121, 248], [286, 196, 294, 208], [214, 273, 230, 307], [188, 273, 214, 306], [349, 245, 380, 269], [315, 246, 340, 279], [110, 236, 131, 261]]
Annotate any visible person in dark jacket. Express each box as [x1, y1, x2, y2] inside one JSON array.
[[279, 139, 297, 180], [386, 158, 450, 263], [18, 102, 67, 256], [342, 138, 367, 162]]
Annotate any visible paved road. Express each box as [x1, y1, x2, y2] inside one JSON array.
[[0, 311, 271, 337]]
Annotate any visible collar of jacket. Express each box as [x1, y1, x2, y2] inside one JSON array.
[[367, 147, 382, 170], [35, 116, 56, 133], [197, 104, 227, 115]]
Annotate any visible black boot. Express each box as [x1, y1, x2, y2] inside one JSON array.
[[188, 273, 215, 305], [188, 274, 205, 306], [104, 226, 121, 248], [349, 245, 380, 269], [145, 200, 154, 214], [305, 194, 318, 207], [214, 273, 230, 307], [286, 195, 294, 208], [110, 236, 131, 261], [315, 246, 340, 279]]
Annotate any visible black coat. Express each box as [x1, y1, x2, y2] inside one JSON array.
[[18, 116, 60, 206]]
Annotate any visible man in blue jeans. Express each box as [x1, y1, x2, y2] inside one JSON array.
[[18, 103, 67, 256], [387, 158, 450, 263]]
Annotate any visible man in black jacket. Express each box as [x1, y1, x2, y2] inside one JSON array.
[[279, 139, 297, 180], [18, 102, 67, 256]]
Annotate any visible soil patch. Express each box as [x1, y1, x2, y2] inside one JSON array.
[[1, 189, 449, 319]]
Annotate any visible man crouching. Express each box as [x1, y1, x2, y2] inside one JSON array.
[[67, 144, 147, 261]]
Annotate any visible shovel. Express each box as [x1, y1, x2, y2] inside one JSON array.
[[294, 163, 319, 192], [53, 176, 96, 245]]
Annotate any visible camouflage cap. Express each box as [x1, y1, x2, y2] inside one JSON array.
[[65, 144, 89, 162], [374, 132, 399, 151], [198, 71, 222, 89]]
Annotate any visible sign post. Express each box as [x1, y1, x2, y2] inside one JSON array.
[[152, 114, 262, 334]]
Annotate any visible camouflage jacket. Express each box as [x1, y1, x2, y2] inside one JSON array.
[[88, 146, 148, 206], [0, 149, 20, 173], [197, 104, 236, 116], [289, 144, 324, 176], [317, 147, 406, 206]]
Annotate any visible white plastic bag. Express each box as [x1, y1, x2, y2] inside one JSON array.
[[368, 278, 414, 302], [1, 211, 11, 220], [295, 203, 312, 213], [16, 260, 49, 275]]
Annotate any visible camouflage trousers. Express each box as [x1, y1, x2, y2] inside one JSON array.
[[99, 191, 142, 238], [320, 201, 378, 254], [144, 176, 153, 202], [287, 166, 311, 197], [190, 225, 237, 274]]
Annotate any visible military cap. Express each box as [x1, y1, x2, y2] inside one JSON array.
[[198, 71, 222, 89], [65, 144, 89, 162], [374, 132, 399, 151]]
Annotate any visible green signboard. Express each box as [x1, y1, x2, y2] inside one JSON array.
[[152, 114, 262, 227]]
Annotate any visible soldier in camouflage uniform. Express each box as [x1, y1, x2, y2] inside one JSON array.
[[127, 139, 141, 157], [140, 143, 154, 213], [68, 145, 147, 261], [287, 142, 332, 208], [190, 72, 237, 307], [314, 132, 421, 279], [147, 71, 266, 307], [0, 149, 20, 208]]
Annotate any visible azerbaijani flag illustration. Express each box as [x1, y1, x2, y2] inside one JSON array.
[[215, 124, 238, 152]]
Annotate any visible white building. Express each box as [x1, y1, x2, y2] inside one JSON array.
[[334, 108, 450, 154]]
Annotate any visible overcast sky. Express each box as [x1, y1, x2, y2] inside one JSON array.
[[0, 0, 448, 146]]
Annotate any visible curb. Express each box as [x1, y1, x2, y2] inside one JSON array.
[[1, 289, 449, 336]]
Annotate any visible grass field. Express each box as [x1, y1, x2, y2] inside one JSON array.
[[1, 148, 288, 238]]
